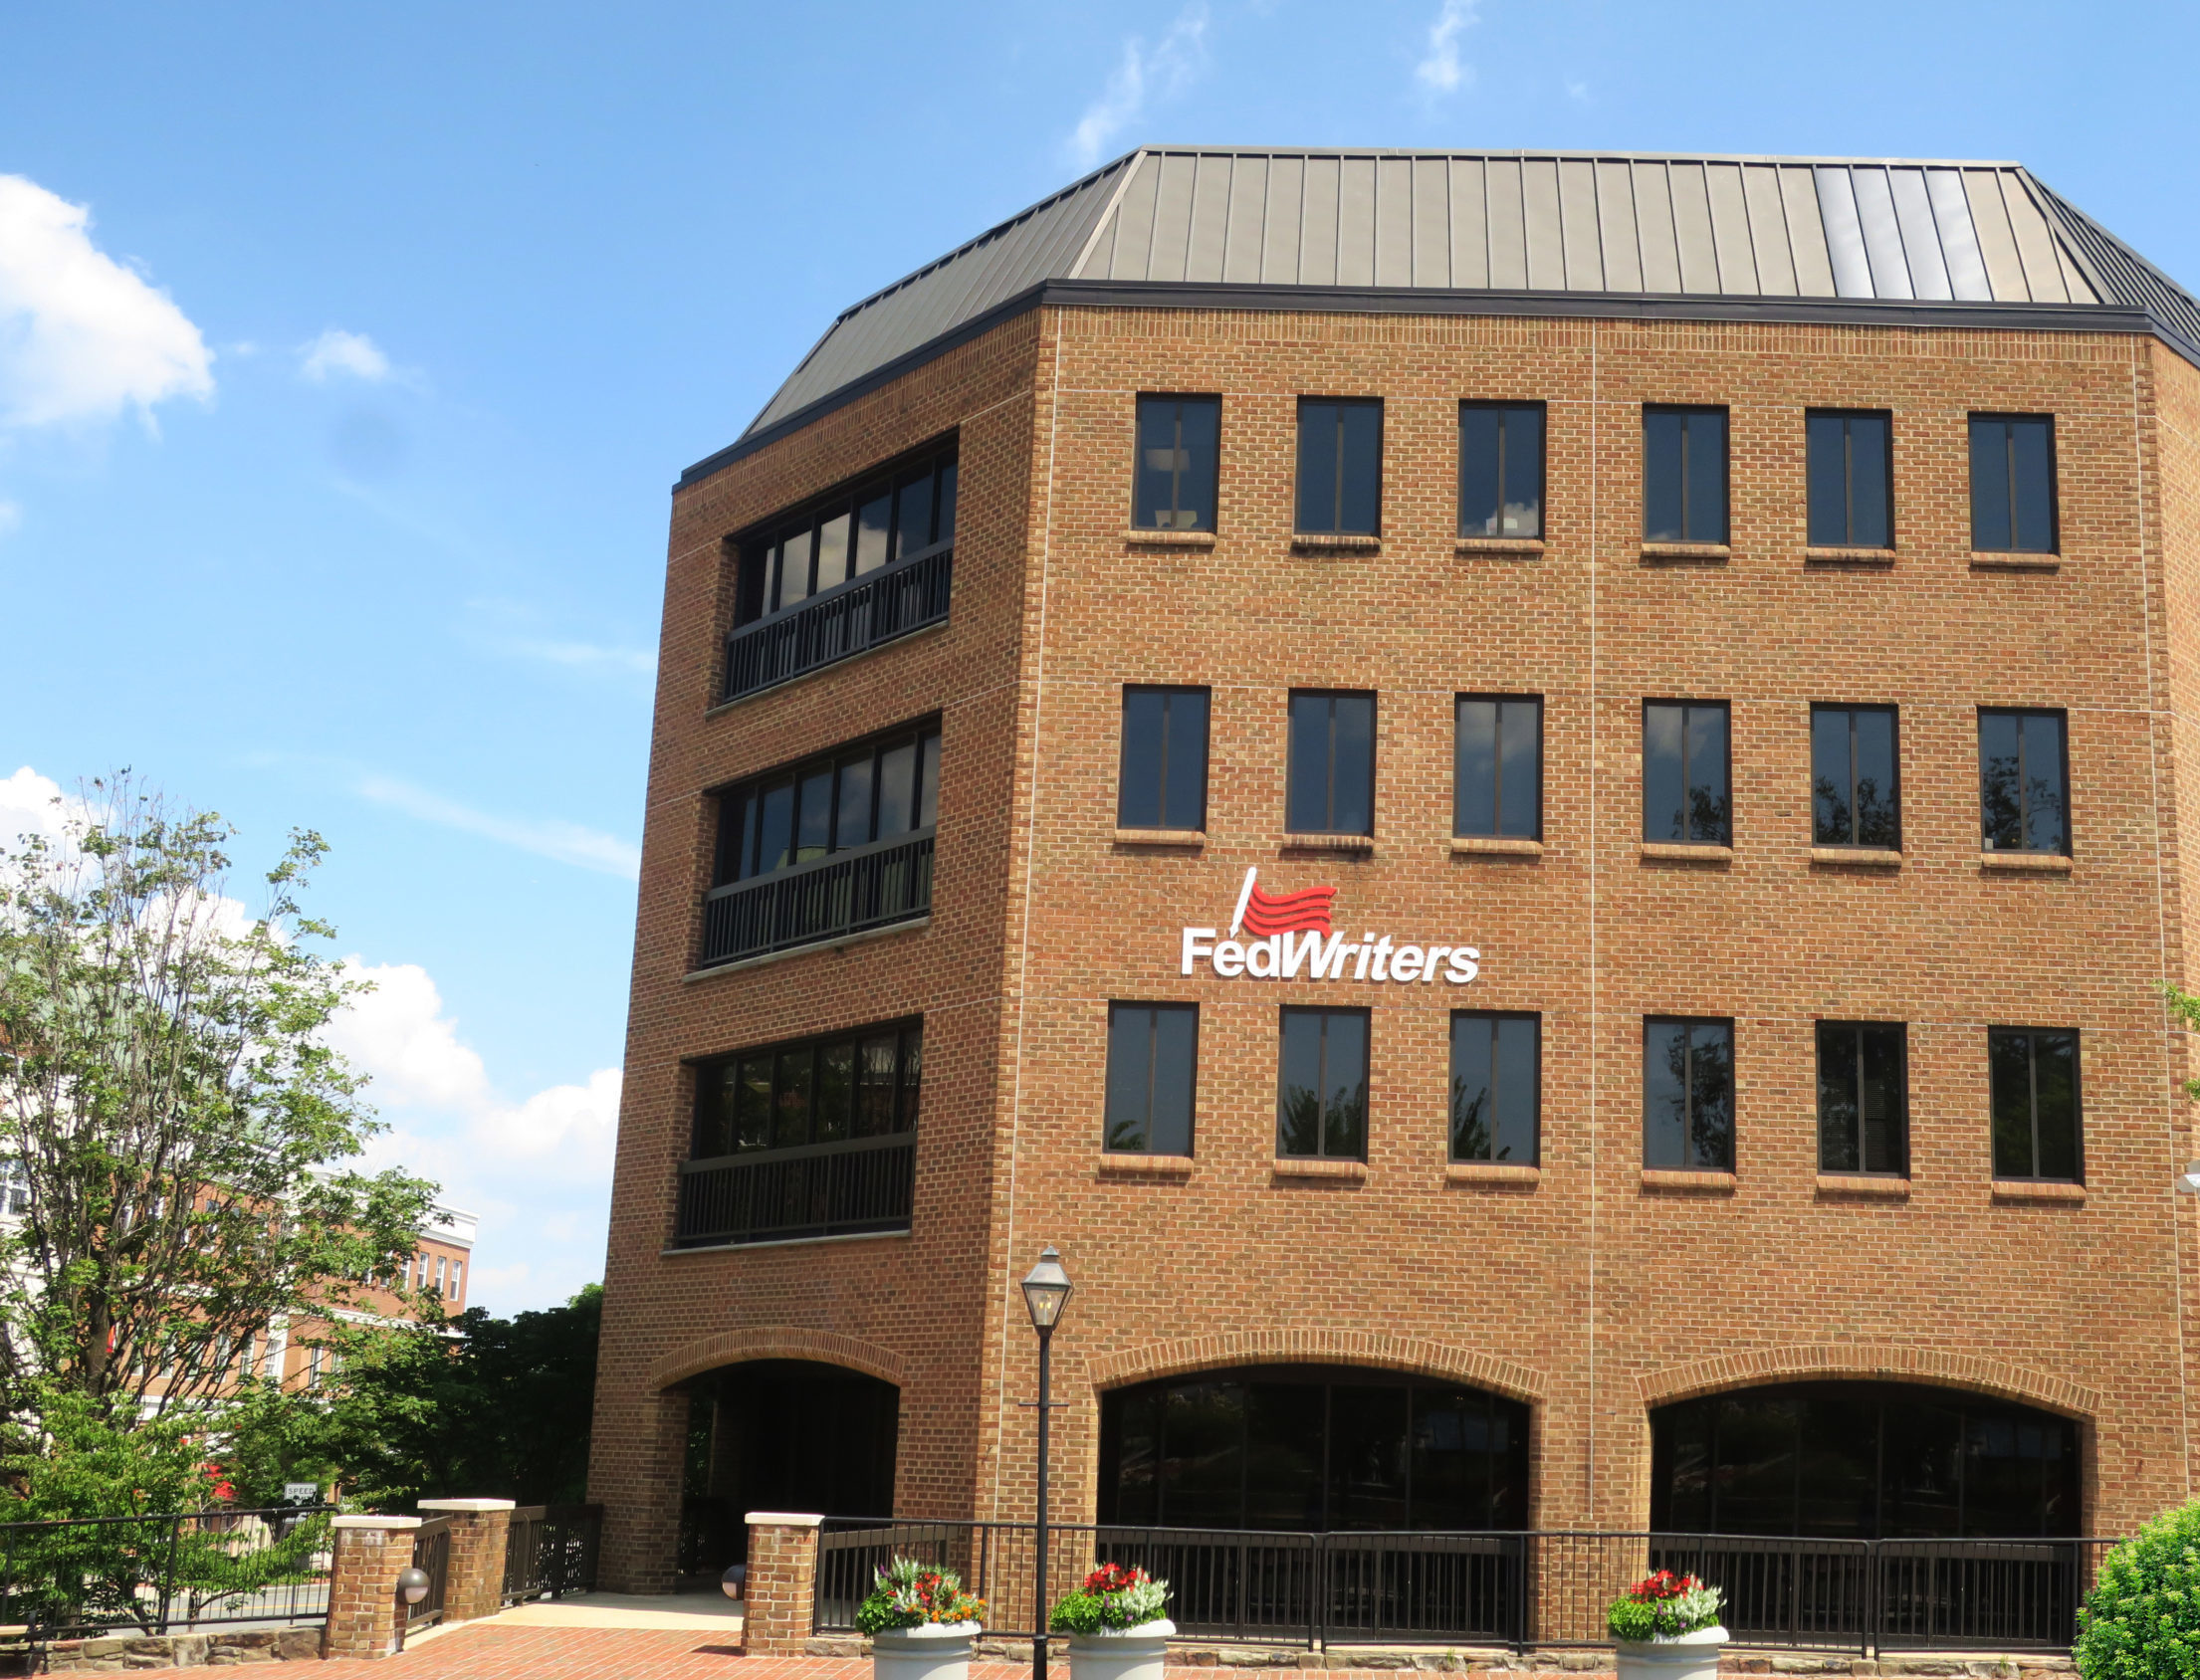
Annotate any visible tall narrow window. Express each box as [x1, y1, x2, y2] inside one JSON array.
[[1643, 406, 1728, 543], [1806, 410, 1892, 548], [1817, 1022, 1907, 1175], [1811, 705, 1899, 849], [694, 1022, 924, 1158], [735, 447, 958, 626], [1450, 1012, 1540, 1164], [1643, 702, 1730, 845], [1644, 1018, 1735, 1171], [1104, 1003, 1199, 1155], [1118, 687, 1210, 832], [1296, 399, 1383, 535], [1978, 710, 2069, 854], [1134, 396, 1221, 531], [1278, 1007, 1369, 1160], [1288, 691, 1376, 836], [1989, 1027, 2082, 1182], [1454, 696, 1542, 839], [1969, 415, 2057, 553], [1459, 403, 1545, 538]]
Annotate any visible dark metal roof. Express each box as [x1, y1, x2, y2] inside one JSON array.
[[689, 148, 2200, 486]]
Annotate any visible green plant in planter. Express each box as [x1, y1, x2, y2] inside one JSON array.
[[2077, 1502, 2200, 1680], [1607, 1571, 1724, 1642], [854, 1557, 987, 1635], [1050, 1563, 1171, 1635]]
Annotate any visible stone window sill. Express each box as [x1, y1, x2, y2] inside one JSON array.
[[1114, 828, 1205, 848], [1123, 527, 1217, 546], [1444, 1162, 1540, 1185], [1817, 1173, 1910, 1199], [1291, 532, 1382, 552], [1272, 1157, 1369, 1181], [1450, 836, 1544, 857], [1980, 851, 2074, 873], [1971, 551, 2061, 571], [1098, 1153, 1195, 1179], [1455, 537, 1545, 556], [1805, 546, 1897, 567], [1811, 847, 1901, 869], [1641, 842, 1733, 864], [1284, 832, 1376, 853], [1641, 541, 1731, 563], [1992, 1179, 2086, 1203], [1642, 1169, 1736, 1193]]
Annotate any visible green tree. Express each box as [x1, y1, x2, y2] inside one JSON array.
[[2076, 1499, 2200, 1680]]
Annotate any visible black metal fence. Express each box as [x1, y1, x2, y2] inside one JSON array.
[[502, 1505, 603, 1604], [723, 544, 953, 702], [699, 831, 934, 968], [675, 1132, 916, 1247], [407, 1516, 450, 1629]]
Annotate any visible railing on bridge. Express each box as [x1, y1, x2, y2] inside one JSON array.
[[502, 1504, 602, 1604]]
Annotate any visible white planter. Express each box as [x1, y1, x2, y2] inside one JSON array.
[[1614, 1623, 1728, 1680], [871, 1621, 982, 1680], [1065, 1618, 1176, 1680]]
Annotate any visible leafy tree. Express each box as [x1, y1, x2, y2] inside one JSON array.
[[2076, 1499, 2200, 1680]]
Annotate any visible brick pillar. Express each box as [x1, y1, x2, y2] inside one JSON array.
[[417, 1499, 517, 1624], [743, 1512, 823, 1655], [592, 1382, 689, 1593], [322, 1516, 423, 1661]]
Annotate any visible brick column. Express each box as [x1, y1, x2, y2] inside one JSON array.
[[743, 1512, 823, 1655], [592, 1382, 689, 1592], [322, 1516, 423, 1662], [417, 1498, 517, 1625]]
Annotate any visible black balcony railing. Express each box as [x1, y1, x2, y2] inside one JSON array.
[[724, 544, 954, 703], [502, 1505, 602, 1605], [700, 831, 933, 968], [675, 1132, 916, 1248]]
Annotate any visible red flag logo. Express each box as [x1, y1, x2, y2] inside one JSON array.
[[1229, 867, 1335, 939]]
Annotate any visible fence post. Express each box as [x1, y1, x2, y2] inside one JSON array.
[[322, 1516, 424, 1661], [417, 1499, 517, 1626], [744, 1512, 823, 1655]]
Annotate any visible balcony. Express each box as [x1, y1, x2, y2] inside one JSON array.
[[675, 1132, 916, 1247], [700, 830, 934, 967], [723, 543, 953, 703]]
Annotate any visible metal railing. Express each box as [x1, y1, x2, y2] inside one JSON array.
[[502, 1505, 602, 1604], [723, 544, 953, 702], [700, 831, 934, 967], [676, 1132, 916, 1247], [408, 1516, 450, 1629]]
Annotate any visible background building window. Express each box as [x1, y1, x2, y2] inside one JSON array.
[[1288, 691, 1375, 836], [1133, 395, 1220, 531], [1806, 410, 1892, 548], [1296, 399, 1382, 534], [717, 723, 941, 885], [736, 447, 957, 625], [1812, 705, 1899, 849], [1644, 406, 1728, 543], [1969, 414, 2057, 552], [693, 1022, 923, 1158], [1990, 1027, 2082, 1182], [1118, 687, 1210, 831], [1644, 1017, 1734, 1171], [1278, 1007, 1369, 1160], [1454, 696, 1541, 840], [1104, 1003, 1198, 1155], [1979, 709, 2069, 854], [1644, 701, 1730, 845], [1450, 1012, 1539, 1164], [1818, 1021, 1907, 1175], [1459, 402, 1544, 538]]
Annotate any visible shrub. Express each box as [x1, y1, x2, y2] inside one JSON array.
[[2077, 1502, 2200, 1680], [1050, 1563, 1172, 1635], [1606, 1571, 1724, 1642], [854, 1557, 986, 1635]]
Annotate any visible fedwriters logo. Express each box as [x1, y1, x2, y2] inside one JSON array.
[[1180, 868, 1480, 984]]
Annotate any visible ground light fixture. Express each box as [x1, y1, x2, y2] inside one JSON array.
[[394, 1566, 431, 1651], [2179, 1161, 2200, 1194], [1020, 1246, 1073, 1680]]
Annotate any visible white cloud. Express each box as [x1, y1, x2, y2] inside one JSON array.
[[1414, 0, 1477, 96], [0, 764, 68, 850], [506, 638, 657, 679], [0, 501, 17, 538], [1067, 3, 1210, 170], [299, 328, 392, 384], [354, 775, 640, 880], [0, 174, 213, 429]]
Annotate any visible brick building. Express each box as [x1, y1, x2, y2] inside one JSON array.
[[588, 148, 2200, 1619]]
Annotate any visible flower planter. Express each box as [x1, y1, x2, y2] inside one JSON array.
[[871, 1621, 983, 1680], [1614, 1622, 1728, 1680], [1065, 1617, 1176, 1680]]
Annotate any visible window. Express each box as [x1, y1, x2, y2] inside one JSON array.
[[448, 1262, 462, 1304], [1295, 399, 1382, 534], [1806, 410, 1892, 548], [1969, 415, 2057, 553], [1818, 1022, 1907, 1175], [1812, 705, 1899, 849], [1643, 406, 1728, 543], [1643, 701, 1730, 845], [1978, 710, 2069, 855], [1459, 402, 1544, 538], [1644, 1018, 1734, 1171], [1278, 1007, 1369, 1159], [1990, 1027, 2082, 1182], [735, 446, 958, 625], [1288, 691, 1375, 836], [716, 723, 941, 885], [1104, 1003, 1198, 1155], [1454, 696, 1541, 840], [1450, 1012, 1539, 1164], [1134, 396, 1220, 531], [0, 1156, 26, 1216], [693, 1021, 923, 1158], [1118, 687, 1210, 831]]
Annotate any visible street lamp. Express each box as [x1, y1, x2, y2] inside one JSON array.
[[1021, 1246, 1073, 1680]]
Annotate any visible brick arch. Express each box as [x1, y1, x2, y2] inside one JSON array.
[[1635, 1344, 2101, 1421], [647, 1326, 907, 1392], [1085, 1330, 1549, 1404]]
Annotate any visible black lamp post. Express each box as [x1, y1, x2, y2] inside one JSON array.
[[1020, 1246, 1073, 1680]]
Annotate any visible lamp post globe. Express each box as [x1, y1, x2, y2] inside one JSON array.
[[1021, 1246, 1072, 1680], [1020, 1245, 1072, 1329], [396, 1567, 431, 1606]]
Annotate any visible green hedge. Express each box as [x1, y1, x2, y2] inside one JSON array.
[[2078, 1503, 2200, 1680]]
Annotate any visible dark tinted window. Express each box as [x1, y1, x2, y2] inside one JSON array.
[[1990, 1027, 2082, 1182], [1644, 701, 1730, 845], [1459, 403, 1544, 538], [736, 446, 958, 625], [1644, 1017, 1734, 1171], [1450, 1012, 1539, 1164], [1134, 396, 1221, 531], [1454, 696, 1541, 840], [1812, 705, 1899, 849], [1806, 411, 1892, 548], [1979, 710, 2069, 855], [1118, 687, 1210, 831], [1644, 406, 1728, 542], [1818, 1022, 1907, 1175], [1969, 414, 2057, 553], [1104, 1003, 1198, 1155], [694, 1021, 922, 1158], [717, 723, 940, 884], [1288, 691, 1375, 836], [1296, 399, 1383, 534], [1278, 1007, 1369, 1159]]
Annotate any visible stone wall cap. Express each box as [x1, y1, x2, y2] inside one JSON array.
[[417, 1498, 518, 1512], [747, 1511, 828, 1527], [331, 1515, 424, 1530]]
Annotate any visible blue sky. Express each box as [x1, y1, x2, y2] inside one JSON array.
[[2, 0, 2193, 1311]]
